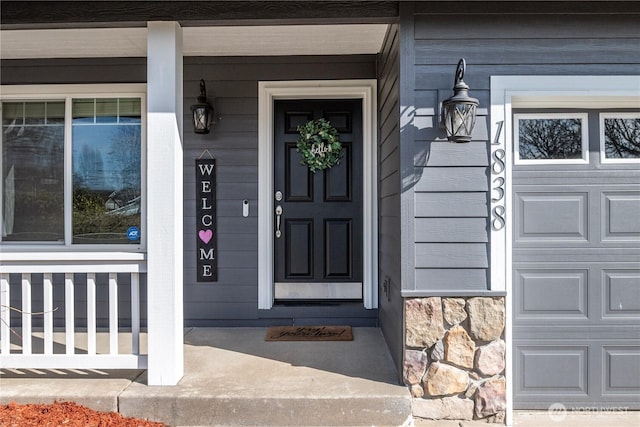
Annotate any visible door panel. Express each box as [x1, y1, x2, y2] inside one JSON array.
[[274, 99, 363, 300], [325, 143, 352, 201], [285, 143, 313, 201], [512, 109, 640, 408], [325, 219, 352, 278], [285, 219, 313, 278]]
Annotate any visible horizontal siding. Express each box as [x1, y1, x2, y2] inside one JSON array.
[[407, 5, 640, 293], [413, 167, 488, 192], [415, 218, 488, 243], [377, 23, 403, 381], [415, 192, 488, 218], [415, 39, 640, 65], [0, 54, 379, 327], [414, 269, 488, 290], [415, 243, 488, 268], [415, 141, 488, 167], [182, 55, 377, 325], [0, 58, 146, 84]]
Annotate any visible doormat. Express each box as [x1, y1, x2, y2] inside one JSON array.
[[265, 326, 353, 342]]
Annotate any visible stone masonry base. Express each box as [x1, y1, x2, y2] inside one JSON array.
[[404, 297, 506, 423]]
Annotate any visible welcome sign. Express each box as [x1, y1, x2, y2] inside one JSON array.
[[196, 157, 217, 281]]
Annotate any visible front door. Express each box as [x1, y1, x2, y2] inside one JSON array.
[[273, 99, 363, 300]]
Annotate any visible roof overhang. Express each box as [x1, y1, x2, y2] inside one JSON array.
[[0, 24, 389, 59]]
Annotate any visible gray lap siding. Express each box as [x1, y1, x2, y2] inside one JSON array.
[[404, 3, 640, 293], [0, 55, 378, 327]]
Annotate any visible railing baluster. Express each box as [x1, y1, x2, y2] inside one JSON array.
[[87, 273, 97, 355], [131, 272, 140, 355], [109, 273, 118, 355], [43, 273, 53, 355], [1, 264, 146, 371], [0, 273, 10, 355], [21, 273, 32, 355], [65, 273, 75, 355]]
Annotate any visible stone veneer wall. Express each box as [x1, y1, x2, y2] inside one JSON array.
[[403, 297, 506, 423]]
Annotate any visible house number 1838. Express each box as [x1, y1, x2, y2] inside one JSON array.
[[491, 121, 506, 231]]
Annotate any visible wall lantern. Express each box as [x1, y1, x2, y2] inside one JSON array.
[[441, 58, 479, 143], [190, 79, 214, 134]]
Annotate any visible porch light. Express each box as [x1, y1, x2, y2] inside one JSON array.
[[190, 79, 214, 134], [442, 58, 479, 143]]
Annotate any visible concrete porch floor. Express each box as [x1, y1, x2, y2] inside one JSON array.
[[1, 327, 410, 426], [1, 327, 639, 427]]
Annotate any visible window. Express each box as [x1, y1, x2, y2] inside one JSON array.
[[1, 87, 145, 247], [2, 101, 65, 242], [600, 112, 640, 163], [72, 98, 142, 244], [514, 113, 589, 164]]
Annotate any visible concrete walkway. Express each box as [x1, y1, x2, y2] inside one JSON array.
[[2, 327, 639, 426], [1, 327, 411, 426]]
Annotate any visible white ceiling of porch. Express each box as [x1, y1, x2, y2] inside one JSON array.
[[0, 24, 389, 59]]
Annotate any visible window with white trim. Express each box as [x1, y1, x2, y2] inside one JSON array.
[[514, 113, 588, 164], [1, 89, 145, 247], [600, 112, 640, 163]]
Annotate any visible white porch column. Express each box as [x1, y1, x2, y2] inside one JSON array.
[[146, 21, 184, 385]]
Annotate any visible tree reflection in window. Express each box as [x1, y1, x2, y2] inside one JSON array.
[[72, 98, 141, 244], [604, 117, 640, 159], [518, 117, 583, 160]]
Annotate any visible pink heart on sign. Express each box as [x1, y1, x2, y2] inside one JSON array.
[[198, 229, 213, 244]]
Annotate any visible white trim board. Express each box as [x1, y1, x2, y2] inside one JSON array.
[[257, 80, 378, 310], [490, 75, 640, 427]]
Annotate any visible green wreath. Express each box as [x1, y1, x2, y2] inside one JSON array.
[[296, 118, 343, 173]]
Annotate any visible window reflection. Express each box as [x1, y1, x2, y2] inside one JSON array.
[[518, 118, 583, 160], [72, 98, 141, 244], [604, 117, 640, 159], [2, 101, 65, 241]]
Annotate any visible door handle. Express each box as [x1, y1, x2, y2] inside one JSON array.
[[275, 205, 283, 238]]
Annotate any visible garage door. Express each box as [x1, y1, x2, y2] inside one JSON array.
[[512, 109, 640, 409]]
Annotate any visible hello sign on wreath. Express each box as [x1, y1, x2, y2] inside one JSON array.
[[296, 118, 344, 173]]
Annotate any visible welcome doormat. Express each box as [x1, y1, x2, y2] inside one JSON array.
[[265, 326, 353, 342]]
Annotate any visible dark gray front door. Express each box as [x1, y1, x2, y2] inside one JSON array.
[[273, 99, 363, 300], [512, 109, 640, 409]]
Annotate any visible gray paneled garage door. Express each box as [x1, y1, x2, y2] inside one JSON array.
[[512, 109, 640, 409]]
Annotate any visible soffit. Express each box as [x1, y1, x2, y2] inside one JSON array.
[[0, 24, 388, 59]]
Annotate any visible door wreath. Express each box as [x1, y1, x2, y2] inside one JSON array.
[[296, 118, 344, 173]]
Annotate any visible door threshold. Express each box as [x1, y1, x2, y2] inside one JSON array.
[[274, 282, 363, 300]]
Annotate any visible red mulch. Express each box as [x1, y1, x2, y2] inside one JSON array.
[[0, 401, 166, 427]]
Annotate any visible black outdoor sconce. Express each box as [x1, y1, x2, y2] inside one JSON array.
[[190, 79, 214, 134], [442, 58, 479, 143]]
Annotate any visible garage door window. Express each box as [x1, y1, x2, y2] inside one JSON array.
[[600, 113, 640, 163], [514, 113, 588, 164]]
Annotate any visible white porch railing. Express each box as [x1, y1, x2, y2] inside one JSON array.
[[0, 260, 147, 370]]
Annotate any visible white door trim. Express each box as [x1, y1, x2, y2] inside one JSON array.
[[257, 80, 378, 310], [490, 75, 640, 425]]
